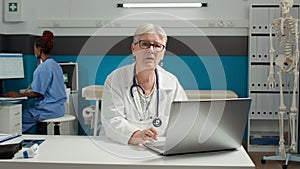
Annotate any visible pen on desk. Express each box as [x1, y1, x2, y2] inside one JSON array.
[[0, 134, 22, 143]]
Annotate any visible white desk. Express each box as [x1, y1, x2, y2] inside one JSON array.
[[0, 135, 255, 169]]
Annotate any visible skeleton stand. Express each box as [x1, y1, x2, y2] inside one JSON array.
[[263, 3, 300, 169]]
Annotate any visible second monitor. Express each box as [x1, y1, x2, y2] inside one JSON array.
[[59, 62, 78, 93]]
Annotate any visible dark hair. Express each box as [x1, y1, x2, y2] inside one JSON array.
[[34, 30, 54, 54]]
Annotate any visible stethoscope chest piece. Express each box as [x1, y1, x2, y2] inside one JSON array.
[[152, 117, 162, 127]]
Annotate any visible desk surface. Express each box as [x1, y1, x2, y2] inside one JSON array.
[[0, 135, 255, 169]]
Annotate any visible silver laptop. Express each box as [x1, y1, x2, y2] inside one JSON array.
[[144, 98, 251, 155]]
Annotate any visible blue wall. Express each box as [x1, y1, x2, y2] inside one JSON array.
[[4, 54, 248, 97]]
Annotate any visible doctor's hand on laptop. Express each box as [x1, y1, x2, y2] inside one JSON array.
[[128, 127, 158, 145]]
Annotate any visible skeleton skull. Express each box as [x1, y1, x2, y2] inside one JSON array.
[[280, 0, 294, 14]]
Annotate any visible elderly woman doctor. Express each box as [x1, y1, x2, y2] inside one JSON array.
[[101, 23, 187, 145]]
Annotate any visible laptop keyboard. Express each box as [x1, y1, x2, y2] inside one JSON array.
[[153, 145, 165, 151]]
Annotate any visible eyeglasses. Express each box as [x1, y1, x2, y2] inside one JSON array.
[[135, 40, 165, 52]]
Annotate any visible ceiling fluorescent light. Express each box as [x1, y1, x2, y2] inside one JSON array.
[[117, 3, 208, 8]]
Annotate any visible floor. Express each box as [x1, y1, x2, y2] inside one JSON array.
[[247, 152, 300, 169]]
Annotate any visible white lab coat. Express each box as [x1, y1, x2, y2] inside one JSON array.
[[101, 63, 187, 145]]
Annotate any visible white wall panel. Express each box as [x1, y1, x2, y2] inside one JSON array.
[[36, 0, 70, 19]]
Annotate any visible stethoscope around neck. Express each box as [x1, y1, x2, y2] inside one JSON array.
[[130, 68, 162, 127]]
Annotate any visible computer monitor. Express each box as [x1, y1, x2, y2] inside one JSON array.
[[0, 53, 24, 79], [59, 62, 78, 93]]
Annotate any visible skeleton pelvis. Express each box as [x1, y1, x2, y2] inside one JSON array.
[[275, 54, 295, 72]]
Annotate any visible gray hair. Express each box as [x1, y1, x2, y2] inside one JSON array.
[[133, 23, 167, 45]]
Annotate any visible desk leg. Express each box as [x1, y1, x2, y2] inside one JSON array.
[[37, 122, 47, 135], [54, 122, 60, 135]]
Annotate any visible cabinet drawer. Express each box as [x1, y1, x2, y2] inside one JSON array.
[[0, 104, 22, 134]]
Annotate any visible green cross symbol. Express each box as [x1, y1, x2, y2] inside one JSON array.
[[8, 2, 18, 12]]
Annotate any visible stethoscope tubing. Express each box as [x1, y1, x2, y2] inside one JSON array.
[[130, 67, 161, 127]]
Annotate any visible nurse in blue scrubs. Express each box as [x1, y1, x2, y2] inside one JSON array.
[[3, 30, 67, 133]]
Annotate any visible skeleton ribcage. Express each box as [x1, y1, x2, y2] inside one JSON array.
[[273, 19, 298, 56]]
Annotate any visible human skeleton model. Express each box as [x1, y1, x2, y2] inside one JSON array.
[[267, 0, 299, 158]]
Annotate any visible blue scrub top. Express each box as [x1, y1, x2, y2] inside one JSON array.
[[30, 58, 67, 120]]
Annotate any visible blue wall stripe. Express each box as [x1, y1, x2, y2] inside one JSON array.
[[4, 55, 248, 97]]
